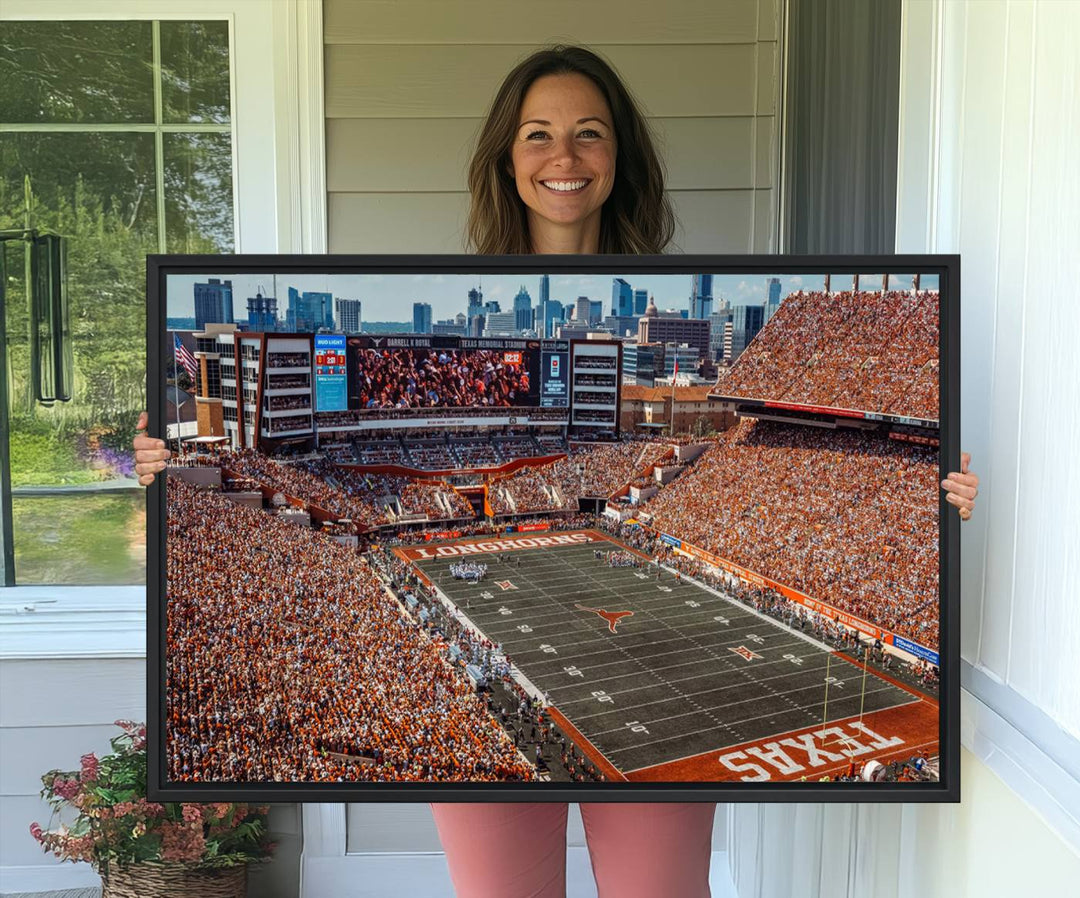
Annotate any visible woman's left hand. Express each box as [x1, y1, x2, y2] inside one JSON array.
[[941, 451, 979, 520]]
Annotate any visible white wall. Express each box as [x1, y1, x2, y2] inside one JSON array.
[[323, 0, 782, 255], [728, 1, 1080, 894]]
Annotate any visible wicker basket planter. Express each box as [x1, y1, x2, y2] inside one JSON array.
[[101, 861, 247, 898]]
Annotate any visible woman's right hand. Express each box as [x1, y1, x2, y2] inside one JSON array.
[[133, 411, 171, 486]]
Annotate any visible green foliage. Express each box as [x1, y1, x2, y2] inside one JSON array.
[[1, 20, 234, 493], [30, 722, 275, 873], [12, 492, 145, 585]]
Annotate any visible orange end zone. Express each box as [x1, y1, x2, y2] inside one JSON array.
[[624, 698, 939, 782], [546, 705, 628, 782]]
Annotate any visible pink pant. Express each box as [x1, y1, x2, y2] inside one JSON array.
[[430, 802, 716, 898]]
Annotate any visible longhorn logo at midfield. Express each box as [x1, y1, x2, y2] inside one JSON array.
[[575, 603, 634, 633]]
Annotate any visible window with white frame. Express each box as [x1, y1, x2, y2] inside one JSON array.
[[0, 18, 234, 585]]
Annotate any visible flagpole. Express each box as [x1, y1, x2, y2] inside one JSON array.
[[668, 358, 677, 437], [170, 330, 182, 458]]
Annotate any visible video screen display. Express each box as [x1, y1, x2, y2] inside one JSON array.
[[150, 258, 959, 803], [314, 334, 347, 412], [345, 336, 540, 410]]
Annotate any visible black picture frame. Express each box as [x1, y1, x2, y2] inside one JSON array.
[[147, 253, 960, 803]]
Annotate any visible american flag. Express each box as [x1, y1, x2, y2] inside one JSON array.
[[173, 334, 198, 384]]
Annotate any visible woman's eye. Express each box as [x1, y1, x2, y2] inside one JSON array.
[[525, 130, 550, 140], [578, 129, 602, 138]]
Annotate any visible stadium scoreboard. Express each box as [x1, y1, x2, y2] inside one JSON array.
[[313, 334, 348, 412], [345, 335, 572, 411]]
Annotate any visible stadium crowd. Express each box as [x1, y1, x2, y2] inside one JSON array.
[[354, 348, 531, 410], [266, 352, 310, 368], [166, 477, 535, 783], [267, 414, 311, 433], [639, 418, 939, 648], [718, 290, 939, 421]]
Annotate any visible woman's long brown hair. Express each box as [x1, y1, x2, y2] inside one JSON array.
[[466, 46, 676, 255]]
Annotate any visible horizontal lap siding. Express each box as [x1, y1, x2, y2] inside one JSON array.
[[325, 0, 780, 255]]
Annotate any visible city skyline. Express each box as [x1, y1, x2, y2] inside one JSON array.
[[165, 272, 938, 326]]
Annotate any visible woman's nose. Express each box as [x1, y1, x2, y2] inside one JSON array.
[[548, 133, 579, 165]]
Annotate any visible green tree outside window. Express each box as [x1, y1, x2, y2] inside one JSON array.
[[0, 20, 233, 584]]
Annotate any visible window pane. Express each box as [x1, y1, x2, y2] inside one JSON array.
[[0, 21, 154, 124], [1, 132, 156, 584], [164, 133, 235, 253], [160, 21, 232, 124], [12, 492, 146, 585]]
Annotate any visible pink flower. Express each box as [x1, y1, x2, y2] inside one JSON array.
[[52, 777, 80, 801], [137, 799, 166, 818], [80, 753, 99, 782], [160, 821, 206, 863], [181, 804, 203, 824], [29, 822, 44, 843]]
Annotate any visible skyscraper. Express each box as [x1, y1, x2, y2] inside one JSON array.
[[765, 277, 782, 323], [413, 302, 433, 334], [482, 311, 517, 336], [541, 299, 563, 339], [690, 274, 713, 319], [246, 290, 277, 332], [574, 296, 591, 322], [634, 288, 649, 316], [335, 298, 362, 333], [467, 286, 484, 320], [539, 274, 550, 307], [194, 278, 234, 330], [513, 285, 533, 331], [730, 303, 765, 360], [285, 288, 334, 331], [612, 277, 634, 316]]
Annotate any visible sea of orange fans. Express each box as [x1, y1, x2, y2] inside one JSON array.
[[718, 290, 939, 420], [166, 476, 535, 784]]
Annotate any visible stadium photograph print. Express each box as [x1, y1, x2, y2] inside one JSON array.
[[135, 46, 979, 898]]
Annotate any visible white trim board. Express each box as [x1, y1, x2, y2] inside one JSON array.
[[299, 848, 737, 898]]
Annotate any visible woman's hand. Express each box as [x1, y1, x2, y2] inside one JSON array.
[[133, 411, 171, 486], [941, 451, 979, 520]]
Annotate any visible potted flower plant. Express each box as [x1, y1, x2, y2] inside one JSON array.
[[30, 720, 275, 897]]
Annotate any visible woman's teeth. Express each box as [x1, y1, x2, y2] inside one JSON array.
[[542, 180, 589, 192]]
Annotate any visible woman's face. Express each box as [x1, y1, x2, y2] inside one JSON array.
[[509, 73, 616, 247]]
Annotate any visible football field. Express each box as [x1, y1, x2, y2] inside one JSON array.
[[399, 530, 937, 781]]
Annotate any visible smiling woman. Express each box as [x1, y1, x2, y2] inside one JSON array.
[[509, 73, 617, 253], [465, 45, 674, 255]]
